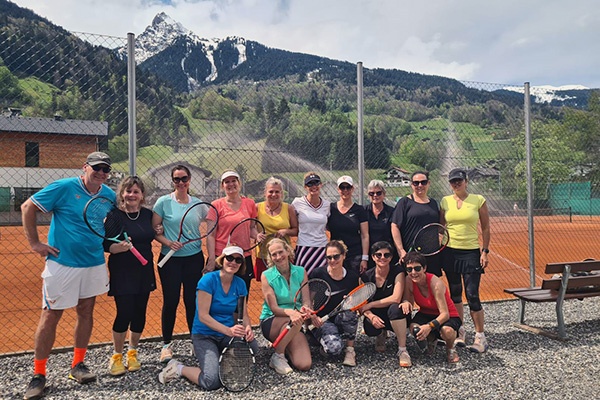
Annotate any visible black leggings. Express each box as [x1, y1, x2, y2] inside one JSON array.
[[363, 303, 409, 337], [158, 251, 204, 343], [112, 292, 151, 333], [445, 270, 483, 312]]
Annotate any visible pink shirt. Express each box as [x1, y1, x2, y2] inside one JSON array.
[[209, 197, 257, 256]]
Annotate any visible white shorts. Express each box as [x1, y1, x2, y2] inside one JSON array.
[[41, 260, 109, 310]]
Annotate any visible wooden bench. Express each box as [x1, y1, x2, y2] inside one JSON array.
[[504, 260, 600, 340]]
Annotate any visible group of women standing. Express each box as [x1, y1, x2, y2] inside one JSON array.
[[104, 165, 490, 389]]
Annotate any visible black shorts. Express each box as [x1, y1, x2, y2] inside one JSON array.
[[411, 312, 462, 339], [260, 316, 276, 341]]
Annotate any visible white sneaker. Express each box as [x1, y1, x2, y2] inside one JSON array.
[[269, 352, 293, 375], [342, 347, 356, 367], [158, 359, 181, 384], [160, 342, 174, 363]]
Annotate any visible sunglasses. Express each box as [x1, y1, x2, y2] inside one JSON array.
[[405, 265, 424, 273], [339, 184, 353, 191], [374, 252, 392, 259], [172, 176, 190, 184], [306, 181, 321, 187], [225, 255, 244, 264], [90, 164, 111, 173], [326, 253, 342, 261], [368, 191, 383, 197], [449, 178, 464, 185], [411, 180, 429, 186]]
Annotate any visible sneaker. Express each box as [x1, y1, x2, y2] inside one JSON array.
[[375, 331, 387, 353], [447, 347, 460, 363], [160, 343, 173, 363], [398, 350, 412, 368], [109, 353, 126, 376], [269, 352, 293, 375], [455, 326, 466, 347], [158, 359, 182, 384], [126, 349, 141, 372], [412, 326, 428, 353], [468, 335, 489, 353], [68, 362, 96, 384], [342, 347, 356, 367], [24, 374, 46, 400]]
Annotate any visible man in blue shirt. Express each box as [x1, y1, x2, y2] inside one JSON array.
[[21, 152, 116, 400]]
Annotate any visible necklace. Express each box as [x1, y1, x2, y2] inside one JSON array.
[[126, 210, 141, 220], [266, 202, 281, 215]]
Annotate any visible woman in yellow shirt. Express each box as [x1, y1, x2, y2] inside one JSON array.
[[440, 168, 490, 354]]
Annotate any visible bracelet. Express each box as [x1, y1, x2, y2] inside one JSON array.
[[429, 319, 441, 330], [481, 248, 490, 254], [361, 255, 369, 261]]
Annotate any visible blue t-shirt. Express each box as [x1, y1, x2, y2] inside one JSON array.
[[191, 271, 248, 336], [153, 194, 207, 257], [30, 176, 116, 268]]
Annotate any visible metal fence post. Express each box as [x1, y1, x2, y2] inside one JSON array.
[[524, 82, 535, 287], [127, 32, 137, 176], [357, 62, 365, 205]]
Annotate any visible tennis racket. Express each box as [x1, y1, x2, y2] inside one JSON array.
[[83, 196, 148, 265], [219, 296, 255, 392], [227, 217, 266, 252], [157, 201, 218, 268], [271, 278, 331, 348], [307, 282, 377, 330], [408, 223, 449, 256]]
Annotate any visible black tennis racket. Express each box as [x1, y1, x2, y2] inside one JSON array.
[[83, 196, 148, 265], [227, 217, 266, 252], [308, 282, 376, 330], [408, 223, 450, 256], [158, 201, 218, 268], [219, 296, 255, 392], [271, 278, 331, 348]]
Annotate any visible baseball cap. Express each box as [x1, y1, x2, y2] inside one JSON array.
[[222, 246, 244, 256], [304, 173, 321, 185], [86, 151, 111, 166], [337, 175, 354, 187], [221, 170, 241, 182], [448, 168, 467, 181]]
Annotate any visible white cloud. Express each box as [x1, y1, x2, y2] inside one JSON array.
[[9, 0, 600, 87]]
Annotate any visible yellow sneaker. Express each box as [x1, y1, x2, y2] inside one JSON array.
[[126, 349, 141, 372], [109, 354, 126, 376]]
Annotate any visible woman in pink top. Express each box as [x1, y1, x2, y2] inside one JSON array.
[[206, 170, 258, 293], [400, 251, 462, 364]]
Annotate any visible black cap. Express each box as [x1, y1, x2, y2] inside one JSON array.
[[304, 173, 321, 185], [86, 151, 111, 166], [448, 168, 467, 181]]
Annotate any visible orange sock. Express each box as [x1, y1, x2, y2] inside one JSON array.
[[72, 347, 87, 368], [34, 358, 47, 376]]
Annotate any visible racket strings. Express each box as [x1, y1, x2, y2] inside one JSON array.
[[414, 225, 447, 254], [308, 281, 331, 311], [220, 342, 254, 391], [344, 284, 377, 309], [180, 203, 209, 241], [84, 198, 117, 237]]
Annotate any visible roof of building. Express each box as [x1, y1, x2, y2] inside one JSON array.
[[0, 115, 108, 136]]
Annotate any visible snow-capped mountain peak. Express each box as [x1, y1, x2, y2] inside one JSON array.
[[503, 84, 590, 104]]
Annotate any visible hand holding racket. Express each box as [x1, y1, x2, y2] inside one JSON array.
[[407, 223, 449, 256], [227, 217, 266, 252], [271, 278, 331, 348], [219, 296, 255, 392], [307, 282, 376, 330], [157, 201, 218, 268], [83, 196, 148, 265]]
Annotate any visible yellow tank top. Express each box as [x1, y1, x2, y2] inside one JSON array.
[[256, 202, 291, 257]]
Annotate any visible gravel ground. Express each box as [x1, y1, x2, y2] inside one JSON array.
[[3, 298, 600, 400]]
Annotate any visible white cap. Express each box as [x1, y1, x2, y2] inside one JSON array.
[[337, 175, 354, 187], [220, 170, 241, 182], [222, 246, 244, 256]]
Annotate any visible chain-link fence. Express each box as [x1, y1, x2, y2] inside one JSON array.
[[1, 25, 598, 355]]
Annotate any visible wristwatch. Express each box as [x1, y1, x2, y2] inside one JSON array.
[[481, 248, 490, 254]]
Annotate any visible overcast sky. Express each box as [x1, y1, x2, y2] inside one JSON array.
[[10, 0, 600, 88]]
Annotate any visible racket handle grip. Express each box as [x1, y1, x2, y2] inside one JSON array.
[[129, 246, 148, 266], [158, 249, 176, 268], [307, 314, 329, 331], [271, 324, 291, 348]]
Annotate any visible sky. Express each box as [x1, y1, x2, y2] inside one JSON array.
[[9, 0, 600, 88]]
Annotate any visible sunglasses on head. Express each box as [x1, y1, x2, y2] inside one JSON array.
[[326, 253, 342, 261], [374, 252, 392, 259], [172, 176, 190, 184], [339, 184, 353, 191], [405, 265, 423, 273], [90, 164, 111, 173], [449, 178, 464, 185], [225, 255, 244, 264], [306, 180, 321, 187], [411, 180, 428, 186], [368, 191, 383, 197]]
